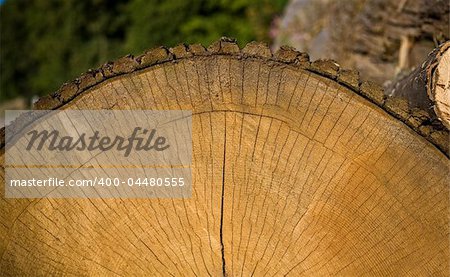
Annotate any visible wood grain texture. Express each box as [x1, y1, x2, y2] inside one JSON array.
[[0, 39, 449, 276]]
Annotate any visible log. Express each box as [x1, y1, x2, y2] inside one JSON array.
[[386, 41, 450, 129], [274, 0, 449, 84], [386, 41, 450, 128], [0, 38, 449, 276]]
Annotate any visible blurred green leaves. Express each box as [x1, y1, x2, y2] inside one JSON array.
[[0, 0, 287, 102]]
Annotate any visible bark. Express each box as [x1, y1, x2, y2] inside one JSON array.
[[0, 38, 449, 276]]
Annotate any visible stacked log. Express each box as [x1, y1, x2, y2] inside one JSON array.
[[274, 0, 449, 84]]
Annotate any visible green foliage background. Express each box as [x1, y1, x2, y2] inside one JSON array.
[[0, 0, 287, 103]]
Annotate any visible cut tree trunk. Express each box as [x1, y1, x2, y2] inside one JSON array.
[[0, 39, 449, 276]]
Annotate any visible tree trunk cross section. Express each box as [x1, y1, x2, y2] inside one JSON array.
[[0, 43, 448, 276]]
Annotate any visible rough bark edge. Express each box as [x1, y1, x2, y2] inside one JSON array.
[[1, 37, 448, 157]]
